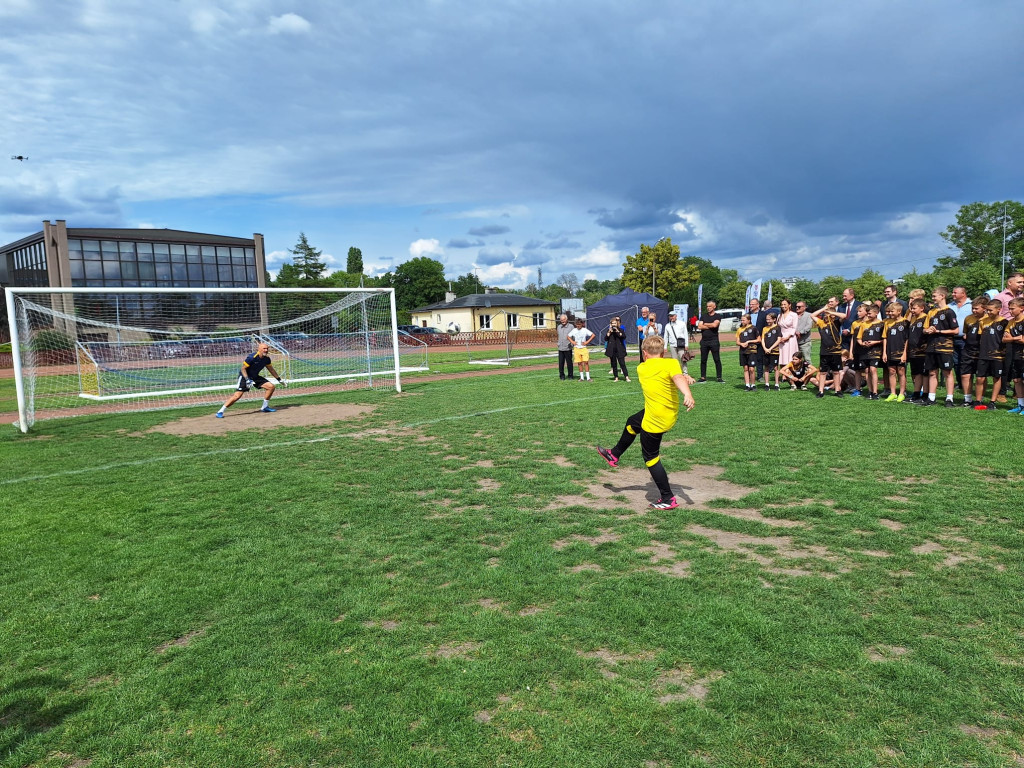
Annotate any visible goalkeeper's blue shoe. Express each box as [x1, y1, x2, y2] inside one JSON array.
[[260, 406, 277, 413], [215, 412, 224, 418]]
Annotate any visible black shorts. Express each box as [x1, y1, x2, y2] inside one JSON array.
[[762, 354, 779, 372], [925, 352, 954, 372], [908, 358, 926, 377], [851, 356, 867, 371], [959, 356, 980, 376], [1010, 359, 1024, 380], [819, 354, 843, 374], [740, 352, 758, 367], [863, 357, 881, 368], [976, 359, 1003, 379], [236, 374, 269, 392], [883, 357, 905, 369]]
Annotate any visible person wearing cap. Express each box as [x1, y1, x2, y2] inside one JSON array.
[[663, 310, 691, 373]]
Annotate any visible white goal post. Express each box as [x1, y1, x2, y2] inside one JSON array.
[[5, 287, 423, 432]]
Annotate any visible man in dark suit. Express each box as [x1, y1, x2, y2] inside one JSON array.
[[839, 288, 860, 342], [748, 298, 768, 379]]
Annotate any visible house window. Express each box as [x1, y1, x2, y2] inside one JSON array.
[[532, 312, 545, 328], [508, 313, 519, 329], [479, 314, 492, 330]]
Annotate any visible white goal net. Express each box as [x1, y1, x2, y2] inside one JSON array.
[[5, 287, 421, 432]]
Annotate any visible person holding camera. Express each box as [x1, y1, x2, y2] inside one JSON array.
[[605, 316, 630, 381]]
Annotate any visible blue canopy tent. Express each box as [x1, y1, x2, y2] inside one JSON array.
[[585, 289, 669, 348]]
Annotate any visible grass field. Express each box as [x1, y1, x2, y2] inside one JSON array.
[[1, 365, 1023, 768]]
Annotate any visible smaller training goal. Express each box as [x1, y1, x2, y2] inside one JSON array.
[[5, 287, 422, 432]]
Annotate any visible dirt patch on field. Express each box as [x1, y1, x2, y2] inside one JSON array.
[[685, 524, 846, 577], [637, 541, 691, 578], [654, 666, 725, 704], [553, 529, 621, 550], [579, 648, 657, 679], [878, 518, 905, 531], [155, 628, 207, 654], [568, 562, 603, 573], [431, 641, 482, 659], [363, 620, 401, 631], [866, 645, 910, 662], [140, 402, 376, 436]]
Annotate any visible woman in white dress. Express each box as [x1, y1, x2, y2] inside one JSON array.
[[777, 298, 800, 366]]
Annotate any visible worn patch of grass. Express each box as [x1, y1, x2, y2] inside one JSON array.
[[1, 369, 1022, 767]]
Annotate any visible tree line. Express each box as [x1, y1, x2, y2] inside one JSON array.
[[271, 201, 1022, 322]]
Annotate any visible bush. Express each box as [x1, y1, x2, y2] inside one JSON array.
[[29, 329, 75, 351]]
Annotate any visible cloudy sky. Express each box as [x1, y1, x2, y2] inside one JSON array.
[[2, 0, 1022, 288]]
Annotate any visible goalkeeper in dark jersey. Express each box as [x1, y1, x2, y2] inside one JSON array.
[[216, 342, 286, 417]]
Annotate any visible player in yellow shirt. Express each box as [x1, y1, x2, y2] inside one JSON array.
[[596, 335, 695, 510]]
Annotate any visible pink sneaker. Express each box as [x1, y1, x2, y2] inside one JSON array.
[[595, 446, 618, 468], [649, 497, 679, 510]]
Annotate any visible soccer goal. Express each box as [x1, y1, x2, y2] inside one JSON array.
[[466, 310, 561, 366], [5, 287, 423, 432]]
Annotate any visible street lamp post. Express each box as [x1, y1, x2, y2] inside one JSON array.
[[1002, 204, 1008, 288]]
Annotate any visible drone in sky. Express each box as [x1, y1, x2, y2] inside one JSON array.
[[11, 155, 28, 161]]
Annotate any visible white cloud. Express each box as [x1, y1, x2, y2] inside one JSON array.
[[570, 242, 621, 268], [476, 263, 533, 288], [268, 13, 312, 35], [190, 8, 230, 34], [409, 238, 444, 258]]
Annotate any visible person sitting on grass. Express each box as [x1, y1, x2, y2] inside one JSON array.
[[569, 318, 596, 381], [779, 353, 818, 390], [736, 314, 760, 391], [216, 342, 285, 418], [596, 335, 696, 511], [761, 312, 782, 390]]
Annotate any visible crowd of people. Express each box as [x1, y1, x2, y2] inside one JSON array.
[[720, 273, 1024, 409], [556, 272, 1024, 411]]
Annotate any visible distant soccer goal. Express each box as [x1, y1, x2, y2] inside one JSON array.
[[5, 287, 423, 432], [466, 311, 560, 366]]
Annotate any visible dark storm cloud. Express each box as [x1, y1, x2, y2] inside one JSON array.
[[590, 206, 682, 231], [514, 250, 548, 267], [544, 237, 581, 250], [447, 238, 485, 249]]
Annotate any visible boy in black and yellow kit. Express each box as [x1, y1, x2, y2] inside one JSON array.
[[920, 286, 959, 407], [1003, 297, 1024, 413], [596, 335, 696, 510], [736, 314, 760, 391], [906, 299, 929, 401], [975, 299, 1009, 410], [811, 297, 846, 398], [860, 303, 886, 399], [882, 302, 909, 402], [958, 297, 988, 407]]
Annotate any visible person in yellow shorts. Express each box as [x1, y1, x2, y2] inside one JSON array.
[[595, 335, 696, 510], [568, 318, 596, 381]]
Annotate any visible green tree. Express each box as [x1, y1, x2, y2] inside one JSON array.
[[452, 273, 485, 296], [789, 279, 823, 309], [326, 270, 364, 288], [288, 232, 327, 282], [817, 275, 849, 303], [717, 280, 750, 308], [851, 269, 888, 304], [676, 256, 724, 307], [933, 262, 1001, 297], [392, 257, 447, 315], [556, 273, 581, 296], [347, 247, 364, 274], [938, 201, 1024, 273], [621, 238, 699, 300], [898, 269, 936, 295], [763, 280, 790, 306]]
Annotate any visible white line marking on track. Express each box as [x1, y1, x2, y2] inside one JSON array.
[[2, 392, 628, 486]]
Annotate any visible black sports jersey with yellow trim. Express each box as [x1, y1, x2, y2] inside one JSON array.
[[815, 313, 843, 355], [962, 314, 983, 359], [1006, 317, 1024, 362], [781, 360, 812, 377], [978, 316, 1008, 361], [761, 326, 781, 353], [907, 315, 928, 358], [925, 306, 957, 353], [861, 319, 885, 360], [241, 353, 272, 377], [884, 318, 909, 361], [736, 325, 759, 349]]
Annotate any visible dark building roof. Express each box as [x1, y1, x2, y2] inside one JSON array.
[[412, 293, 558, 312], [1, 227, 256, 252]]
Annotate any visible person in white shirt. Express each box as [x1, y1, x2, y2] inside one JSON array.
[[568, 319, 596, 381], [663, 310, 690, 373]]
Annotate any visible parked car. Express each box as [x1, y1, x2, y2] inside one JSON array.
[[714, 308, 746, 334]]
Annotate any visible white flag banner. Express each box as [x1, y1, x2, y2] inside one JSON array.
[[750, 279, 763, 303], [766, 282, 773, 305], [697, 284, 704, 312]]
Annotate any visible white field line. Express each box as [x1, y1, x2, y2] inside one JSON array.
[[2, 390, 628, 487]]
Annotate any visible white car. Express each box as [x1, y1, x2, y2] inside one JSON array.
[[713, 308, 746, 334]]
